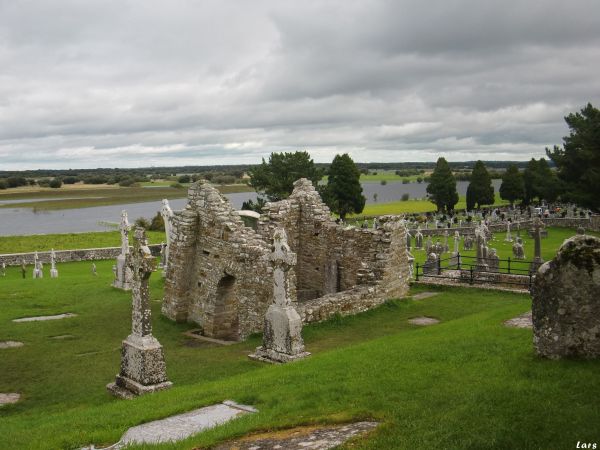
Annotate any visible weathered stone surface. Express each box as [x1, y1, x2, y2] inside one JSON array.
[[0, 341, 24, 349], [108, 228, 171, 398], [532, 235, 600, 359], [212, 421, 379, 450], [112, 210, 133, 291], [408, 316, 440, 326], [163, 179, 410, 341], [13, 313, 77, 322], [412, 292, 440, 300], [0, 393, 20, 405], [504, 311, 532, 329]]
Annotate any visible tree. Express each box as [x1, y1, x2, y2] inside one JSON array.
[[148, 212, 165, 231], [465, 160, 495, 210], [547, 103, 600, 210], [426, 157, 458, 213], [522, 158, 539, 205], [241, 197, 267, 213], [499, 164, 524, 206], [535, 158, 561, 203], [248, 151, 322, 201], [49, 178, 62, 189], [324, 153, 365, 220]]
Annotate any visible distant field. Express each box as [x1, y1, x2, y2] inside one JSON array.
[[0, 184, 253, 210], [352, 192, 508, 216]]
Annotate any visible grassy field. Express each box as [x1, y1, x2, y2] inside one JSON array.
[[0, 231, 167, 254], [352, 192, 508, 216], [0, 260, 599, 449], [0, 184, 253, 210]]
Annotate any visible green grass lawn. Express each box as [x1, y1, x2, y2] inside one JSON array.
[[1, 260, 599, 449], [0, 231, 167, 254]]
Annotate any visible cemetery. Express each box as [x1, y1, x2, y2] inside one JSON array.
[[1, 177, 599, 449]]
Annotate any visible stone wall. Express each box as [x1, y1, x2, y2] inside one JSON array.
[[162, 182, 274, 340], [542, 217, 600, 232], [0, 245, 162, 266], [163, 179, 411, 341]]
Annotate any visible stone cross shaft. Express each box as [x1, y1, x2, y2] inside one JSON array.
[[269, 228, 296, 307], [119, 210, 130, 255], [127, 227, 157, 337], [50, 249, 56, 270], [532, 217, 545, 260]]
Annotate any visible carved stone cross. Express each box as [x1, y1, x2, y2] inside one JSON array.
[[119, 210, 130, 256], [269, 228, 296, 307], [127, 227, 157, 337]]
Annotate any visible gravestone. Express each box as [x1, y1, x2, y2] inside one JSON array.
[[414, 227, 423, 249], [249, 228, 309, 363], [505, 221, 512, 242], [160, 199, 174, 276], [50, 249, 58, 278], [512, 237, 526, 260], [463, 235, 473, 251], [422, 252, 438, 275], [33, 251, 43, 278], [532, 235, 600, 359], [425, 236, 433, 255], [474, 226, 489, 272], [529, 217, 544, 273], [107, 227, 172, 398], [487, 248, 499, 272], [112, 210, 132, 290]]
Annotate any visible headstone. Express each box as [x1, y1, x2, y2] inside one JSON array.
[[443, 230, 449, 253], [107, 227, 172, 398], [532, 235, 600, 359], [250, 228, 309, 363], [21, 260, 26, 279], [33, 251, 43, 278], [1, 262, 5, 277], [422, 252, 438, 275], [463, 235, 473, 251], [512, 237, 526, 260], [160, 199, 174, 275], [529, 217, 544, 273], [505, 221, 512, 242], [577, 226, 586, 235], [475, 226, 489, 272], [414, 227, 423, 249], [487, 248, 499, 272], [452, 231, 460, 256], [50, 249, 58, 278], [112, 210, 133, 290]]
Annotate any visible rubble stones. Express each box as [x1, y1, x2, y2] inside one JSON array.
[[0, 341, 24, 349], [532, 235, 600, 359]]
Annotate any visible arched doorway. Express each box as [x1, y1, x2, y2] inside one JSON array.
[[210, 274, 239, 341]]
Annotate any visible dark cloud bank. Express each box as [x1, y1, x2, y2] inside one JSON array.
[[1, 0, 599, 169]]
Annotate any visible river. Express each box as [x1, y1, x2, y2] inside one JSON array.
[[0, 181, 500, 236]]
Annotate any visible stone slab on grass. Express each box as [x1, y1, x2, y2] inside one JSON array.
[[504, 311, 533, 329], [0, 393, 20, 405], [412, 292, 440, 300], [13, 313, 77, 323], [0, 341, 24, 349], [408, 317, 440, 326], [212, 421, 379, 450], [107, 401, 257, 448]]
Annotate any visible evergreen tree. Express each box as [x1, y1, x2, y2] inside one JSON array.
[[426, 157, 459, 213], [325, 153, 365, 220], [523, 158, 539, 205], [535, 158, 561, 203], [547, 103, 600, 210], [499, 164, 524, 206], [248, 151, 322, 201], [465, 160, 494, 210]]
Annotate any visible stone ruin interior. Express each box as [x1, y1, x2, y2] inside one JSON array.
[[162, 178, 410, 341]]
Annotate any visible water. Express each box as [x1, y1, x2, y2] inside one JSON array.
[[0, 181, 501, 236], [0, 192, 257, 236]]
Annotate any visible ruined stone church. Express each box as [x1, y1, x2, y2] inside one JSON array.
[[162, 178, 410, 340]]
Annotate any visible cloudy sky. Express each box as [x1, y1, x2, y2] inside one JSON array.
[[1, 0, 599, 170]]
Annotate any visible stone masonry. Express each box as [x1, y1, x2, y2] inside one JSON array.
[[532, 235, 600, 359], [162, 179, 410, 340]]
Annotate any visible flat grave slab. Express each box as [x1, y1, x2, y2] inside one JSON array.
[[504, 311, 532, 329], [87, 401, 257, 448], [13, 313, 77, 323], [212, 421, 379, 450], [412, 292, 440, 300], [0, 393, 20, 405], [0, 341, 24, 349], [408, 317, 440, 326]]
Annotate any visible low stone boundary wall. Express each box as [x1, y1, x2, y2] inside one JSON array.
[[0, 245, 162, 266], [296, 285, 388, 324]]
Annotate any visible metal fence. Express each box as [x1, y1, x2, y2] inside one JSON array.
[[414, 253, 535, 291]]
